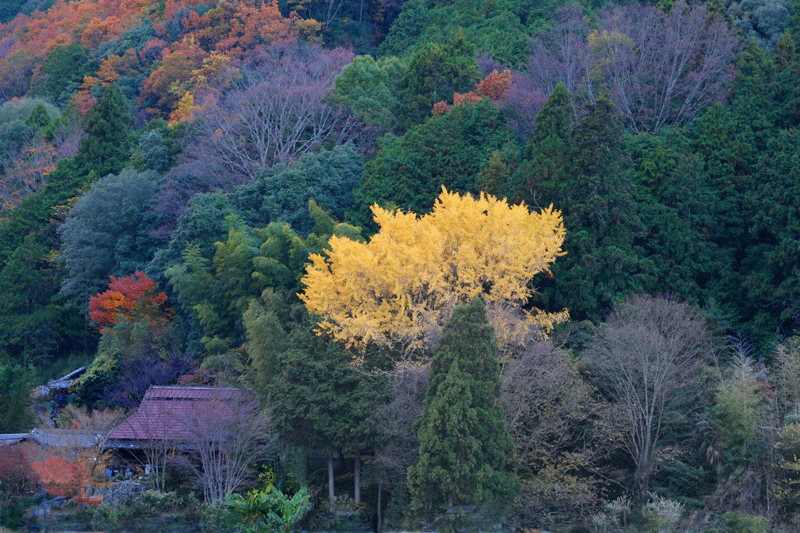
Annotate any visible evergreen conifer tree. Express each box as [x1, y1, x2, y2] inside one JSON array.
[[0, 363, 33, 432], [407, 297, 518, 514], [397, 32, 482, 128], [74, 83, 133, 179], [540, 97, 650, 320], [510, 82, 573, 205]]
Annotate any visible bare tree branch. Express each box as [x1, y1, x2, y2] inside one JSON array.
[[585, 294, 712, 498]]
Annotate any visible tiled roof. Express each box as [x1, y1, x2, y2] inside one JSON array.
[[106, 386, 255, 445], [30, 429, 104, 448]]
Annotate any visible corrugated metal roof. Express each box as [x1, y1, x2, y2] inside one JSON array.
[[30, 429, 104, 448], [46, 366, 88, 391], [1, 430, 105, 448], [106, 386, 255, 445], [0, 433, 29, 447]]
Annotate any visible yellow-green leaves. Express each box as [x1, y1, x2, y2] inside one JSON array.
[[301, 187, 567, 358]]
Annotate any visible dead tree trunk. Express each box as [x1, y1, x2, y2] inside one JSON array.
[[354, 451, 361, 504], [328, 449, 335, 511]]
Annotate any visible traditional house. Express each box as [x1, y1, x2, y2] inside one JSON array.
[[103, 385, 263, 486], [40, 367, 87, 397], [105, 386, 255, 451], [37, 366, 89, 422]]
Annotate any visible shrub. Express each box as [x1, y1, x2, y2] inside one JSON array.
[[724, 511, 769, 533]]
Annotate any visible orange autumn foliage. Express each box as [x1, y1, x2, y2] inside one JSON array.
[[80, 15, 123, 48], [138, 38, 208, 116], [138, 0, 318, 117], [476, 69, 513, 100], [432, 69, 513, 115], [2, 443, 102, 498], [0, 0, 151, 103], [431, 101, 452, 115], [453, 91, 483, 106], [211, 0, 309, 57], [89, 271, 171, 333], [1, 0, 149, 61], [30, 455, 84, 497], [0, 0, 319, 117]]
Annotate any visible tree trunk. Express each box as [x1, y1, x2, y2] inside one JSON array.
[[377, 480, 382, 533], [354, 450, 361, 504], [328, 450, 335, 511]]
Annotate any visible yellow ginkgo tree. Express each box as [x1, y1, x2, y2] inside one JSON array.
[[300, 187, 568, 360]]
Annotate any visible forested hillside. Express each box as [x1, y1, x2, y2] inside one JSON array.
[[2, 0, 800, 529]]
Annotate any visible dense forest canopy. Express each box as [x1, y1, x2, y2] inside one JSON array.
[[2, 0, 800, 529]]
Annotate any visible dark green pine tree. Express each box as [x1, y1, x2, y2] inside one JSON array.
[[537, 97, 651, 321], [680, 45, 774, 339], [508, 81, 573, 205], [744, 128, 800, 342], [264, 317, 384, 504], [628, 130, 731, 311], [0, 363, 34, 433], [74, 83, 134, 179], [0, 233, 65, 365], [407, 297, 518, 514], [37, 44, 94, 106], [773, 32, 800, 128], [25, 101, 54, 131]]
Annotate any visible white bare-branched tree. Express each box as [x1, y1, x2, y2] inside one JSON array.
[[527, 4, 593, 108], [593, 1, 739, 134], [500, 337, 603, 519], [585, 294, 712, 500], [501, 339, 589, 463], [202, 44, 358, 181], [526, 1, 739, 133], [178, 391, 275, 503]]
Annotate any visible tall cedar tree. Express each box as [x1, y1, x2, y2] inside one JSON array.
[[538, 96, 650, 321], [74, 84, 133, 178], [408, 297, 519, 513], [510, 81, 573, 205], [0, 363, 33, 432]]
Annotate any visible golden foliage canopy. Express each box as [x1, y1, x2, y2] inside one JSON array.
[[300, 187, 568, 357]]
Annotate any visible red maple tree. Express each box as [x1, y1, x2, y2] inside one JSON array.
[[30, 455, 83, 497], [89, 271, 171, 333]]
